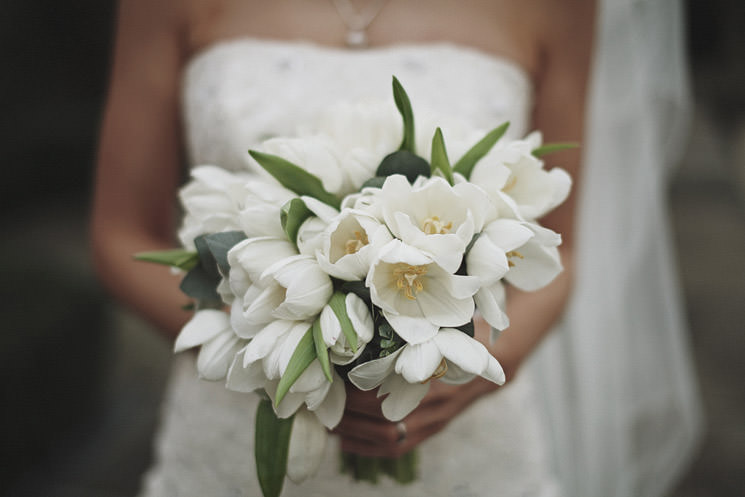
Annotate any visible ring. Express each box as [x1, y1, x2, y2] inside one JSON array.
[[395, 421, 407, 443]]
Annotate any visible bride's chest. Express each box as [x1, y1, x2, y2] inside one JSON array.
[[181, 40, 533, 171]]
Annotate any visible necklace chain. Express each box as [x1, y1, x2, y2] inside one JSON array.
[[330, 0, 389, 49]]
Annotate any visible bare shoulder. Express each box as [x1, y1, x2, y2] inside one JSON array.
[[534, 0, 596, 50]]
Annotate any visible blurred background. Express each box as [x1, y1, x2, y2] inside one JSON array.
[[1, 1, 743, 496]]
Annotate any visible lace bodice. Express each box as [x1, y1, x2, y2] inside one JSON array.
[[182, 38, 532, 172]]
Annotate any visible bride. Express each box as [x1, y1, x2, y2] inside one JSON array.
[[91, 0, 701, 496]]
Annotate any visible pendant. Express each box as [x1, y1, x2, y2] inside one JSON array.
[[346, 29, 368, 49]]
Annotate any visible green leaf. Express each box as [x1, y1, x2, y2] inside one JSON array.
[[194, 235, 220, 279], [275, 325, 316, 406], [453, 122, 510, 179], [375, 150, 430, 184], [328, 292, 358, 353], [360, 176, 387, 190], [340, 280, 371, 304], [249, 150, 341, 209], [455, 319, 475, 338], [255, 399, 294, 497], [532, 142, 579, 157], [392, 76, 416, 153], [430, 128, 454, 185], [204, 231, 246, 275], [280, 198, 313, 246], [312, 318, 333, 382], [179, 264, 221, 301], [133, 249, 199, 271]]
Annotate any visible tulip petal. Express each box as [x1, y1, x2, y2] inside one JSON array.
[[379, 375, 430, 422], [243, 320, 294, 366], [286, 409, 328, 483], [473, 284, 510, 331], [174, 309, 229, 353], [196, 330, 242, 381], [416, 279, 475, 328], [348, 348, 403, 390], [483, 219, 534, 252], [226, 350, 267, 393], [303, 378, 331, 412], [505, 242, 562, 291], [319, 305, 341, 347], [395, 341, 442, 383], [440, 361, 476, 385], [310, 371, 346, 428], [433, 328, 488, 376], [289, 359, 327, 394], [346, 292, 374, 343], [384, 312, 439, 345], [466, 235, 509, 285]]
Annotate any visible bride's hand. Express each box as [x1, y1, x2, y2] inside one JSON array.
[[333, 376, 497, 458]]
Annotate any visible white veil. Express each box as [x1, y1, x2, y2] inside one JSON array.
[[529, 0, 703, 495]]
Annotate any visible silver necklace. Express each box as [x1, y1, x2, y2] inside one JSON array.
[[330, 0, 389, 49]]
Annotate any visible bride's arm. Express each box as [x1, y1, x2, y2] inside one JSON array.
[[91, 0, 189, 337], [336, 0, 595, 458]]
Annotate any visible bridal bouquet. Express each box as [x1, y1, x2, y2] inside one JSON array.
[[137, 78, 572, 497]]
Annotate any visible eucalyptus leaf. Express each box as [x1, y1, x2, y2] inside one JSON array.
[[465, 232, 481, 255], [194, 235, 220, 279], [340, 281, 371, 304], [133, 249, 198, 271], [328, 292, 358, 353], [360, 176, 387, 190], [392, 76, 416, 153], [453, 122, 510, 179], [375, 150, 430, 184], [456, 320, 475, 338], [275, 326, 316, 406], [532, 142, 579, 157], [255, 399, 294, 497], [179, 264, 221, 301], [430, 128, 454, 184], [204, 231, 246, 276], [280, 198, 313, 246], [312, 319, 333, 382], [249, 150, 341, 209]]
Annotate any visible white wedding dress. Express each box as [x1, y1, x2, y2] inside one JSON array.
[[140, 15, 702, 496]]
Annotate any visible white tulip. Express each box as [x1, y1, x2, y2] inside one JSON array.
[[315, 209, 393, 281], [348, 328, 505, 421], [177, 166, 253, 249], [470, 132, 571, 220], [378, 175, 493, 273], [318, 293, 374, 365], [367, 240, 480, 344], [260, 255, 333, 321], [259, 135, 356, 196], [174, 309, 244, 381]]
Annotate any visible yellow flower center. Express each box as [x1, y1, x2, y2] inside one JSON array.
[[421, 358, 449, 383], [503, 175, 517, 193], [345, 230, 369, 255], [393, 263, 427, 300], [422, 216, 453, 235], [506, 250, 524, 268]]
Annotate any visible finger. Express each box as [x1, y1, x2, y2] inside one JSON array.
[[333, 413, 399, 444], [343, 385, 388, 418]]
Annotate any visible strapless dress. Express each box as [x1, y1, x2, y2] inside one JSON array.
[[140, 37, 702, 497]]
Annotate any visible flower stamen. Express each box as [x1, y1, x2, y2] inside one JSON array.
[[506, 250, 524, 268], [503, 175, 517, 193], [421, 358, 448, 383], [393, 264, 427, 300], [345, 230, 369, 255], [422, 216, 453, 235]]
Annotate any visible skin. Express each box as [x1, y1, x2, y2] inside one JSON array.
[[92, 0, 594, 461]]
